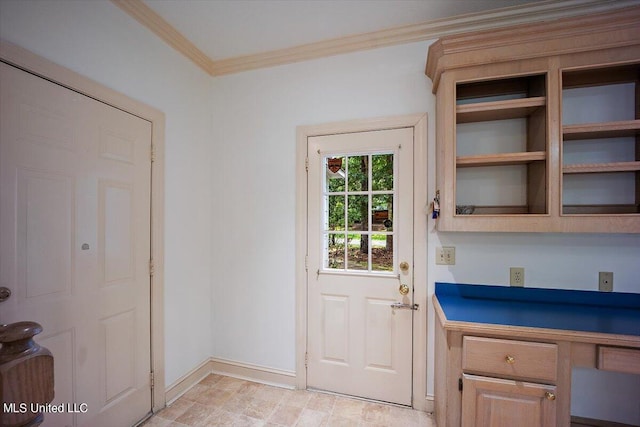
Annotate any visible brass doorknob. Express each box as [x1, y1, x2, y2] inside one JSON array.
[[399, 284, 409, 295], [0, 286, 10, 302]]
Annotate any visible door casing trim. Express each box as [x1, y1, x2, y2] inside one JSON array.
[[295, 113, 428, 410], [0, 39, 166, 413]]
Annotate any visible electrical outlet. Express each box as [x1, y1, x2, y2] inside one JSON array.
[[510, 267, 524, 287], [436, 246, 455, 265], [599, 272, 613, 292]]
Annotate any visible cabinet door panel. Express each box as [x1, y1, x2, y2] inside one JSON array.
[[462, 374, 556, 427]]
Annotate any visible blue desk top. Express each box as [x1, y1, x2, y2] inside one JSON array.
[[435, 282, 640, 337]]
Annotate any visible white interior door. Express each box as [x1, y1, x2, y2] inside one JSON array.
[[0, 62, 152, 427], [306, 127, 414, 405]]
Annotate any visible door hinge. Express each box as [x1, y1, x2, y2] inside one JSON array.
[[305, 255, 308, 271], [305, 157, 309, 172], [150, 146, 156, 163], [305, 352, 309, 368], [149, 259, 155, 277], [150, 371, 155, 388], [459, 377, 463, 392]]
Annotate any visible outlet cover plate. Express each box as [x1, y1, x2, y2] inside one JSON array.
[[510, 267, 524, 287], [599, 271, 613, 292], [436, 247, 455, 265]]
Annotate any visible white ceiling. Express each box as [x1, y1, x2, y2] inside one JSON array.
[[142, 0, 543, 60]]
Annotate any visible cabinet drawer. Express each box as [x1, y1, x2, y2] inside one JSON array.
[[463, 336, 558, 382], [598, 346, 640, 375]]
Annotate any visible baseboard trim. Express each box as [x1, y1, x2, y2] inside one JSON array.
[[164, 357, 297, 406], [165, 358, 212, 404], [424, 395, 435, 414], [165, 358, 429, 413], [209, 357, 296, 390]]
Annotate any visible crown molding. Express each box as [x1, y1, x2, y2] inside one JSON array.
[[426, 4, 640, 91], [111, 0, 214, 74], [112, 0, 638, 77]]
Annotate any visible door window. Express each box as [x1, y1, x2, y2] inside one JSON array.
[[322, 152, 395, 273]]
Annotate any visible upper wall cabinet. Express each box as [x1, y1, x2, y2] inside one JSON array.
[[426, 6, 640, 233]]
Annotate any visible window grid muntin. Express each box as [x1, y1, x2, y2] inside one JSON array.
[[322, 150, 396, 274]]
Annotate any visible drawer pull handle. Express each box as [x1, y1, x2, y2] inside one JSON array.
[[545, 391, 556, 401], [505, 355, 515, 364]]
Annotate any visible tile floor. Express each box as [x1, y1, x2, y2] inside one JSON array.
[[142, 374, 435, 426]]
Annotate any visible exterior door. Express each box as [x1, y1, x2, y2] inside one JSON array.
[[0, 62, 152, 427], [306, 127, 414, 405]]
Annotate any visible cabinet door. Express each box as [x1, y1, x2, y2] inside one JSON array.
[[462, 374, 556, 427]]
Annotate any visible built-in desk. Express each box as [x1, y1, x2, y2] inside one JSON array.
[[433, 282, 640, 427]]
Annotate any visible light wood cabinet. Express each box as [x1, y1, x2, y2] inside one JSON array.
[[434, 315, 568, 427], [433, 295, 640, 427], [426, 6, 640, 232], [460, 336, 558, 427], [462, 374, 557, 427]]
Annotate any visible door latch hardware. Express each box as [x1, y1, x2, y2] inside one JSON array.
[[0, 287, 11, 302], [390, 302, 418, 310]]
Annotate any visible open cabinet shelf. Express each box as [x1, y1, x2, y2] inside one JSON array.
[[561, 63, 640, 217], [563, 161, 640, 174], [453, 73, 548, 218], [563, 120, 640, 140], [456, 97, 546, 123], [426, 6, 640, 232], [457, 151, 546, 167]]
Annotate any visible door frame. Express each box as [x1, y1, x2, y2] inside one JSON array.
[[0, 40, 166, 412], [295, 113, 428, 410]]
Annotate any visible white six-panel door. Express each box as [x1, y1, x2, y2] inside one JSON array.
[[0, 62, 152, 427], [306, 127, 414, 405]]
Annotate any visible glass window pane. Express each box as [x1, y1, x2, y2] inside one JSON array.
[[347, 155, 368, 192], [372, 194, 393, 231], [348, 195, 368, 231], [326, 156, 345, 192], [372, 234, 393, 272], [372, 154, 393, 191], [321, 150, 396, 275], [327, 195, 345, 230], [325, 233, 345, 269], [347, 234, 368, 270]]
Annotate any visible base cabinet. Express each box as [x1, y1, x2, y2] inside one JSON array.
[[434, 299, 640, 427], [462, 374, 557, 427]]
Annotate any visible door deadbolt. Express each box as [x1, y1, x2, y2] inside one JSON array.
[[399, 261, 409, 272]]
